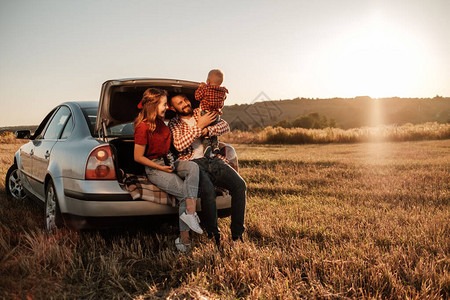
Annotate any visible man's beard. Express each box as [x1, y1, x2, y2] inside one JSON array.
[[177, 106, 193, 116]]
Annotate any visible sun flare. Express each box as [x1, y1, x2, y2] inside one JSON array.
[[331, 13, 427, 98]]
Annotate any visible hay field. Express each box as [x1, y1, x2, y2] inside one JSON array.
[[221, 122, 450, 144], [1, 139, 449, 299]]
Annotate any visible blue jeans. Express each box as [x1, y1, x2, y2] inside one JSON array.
[[145, 159, 199, 232], [193, 157, 246, 238], [201, 110, 220, 151]]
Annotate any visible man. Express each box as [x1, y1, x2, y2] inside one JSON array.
[[168, 94, 246, 247]]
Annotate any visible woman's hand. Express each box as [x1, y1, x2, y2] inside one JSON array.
[[135, 144, 173, 172], [158, 165, 174, 173], [197, 111, 218, 129]]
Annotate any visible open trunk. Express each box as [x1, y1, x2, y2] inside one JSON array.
[[95, 78, 200, 135]]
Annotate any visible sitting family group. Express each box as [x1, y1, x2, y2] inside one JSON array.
[[133, 69, 246, 252]]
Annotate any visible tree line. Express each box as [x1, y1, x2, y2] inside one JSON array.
[[273, 112, 337, 129]]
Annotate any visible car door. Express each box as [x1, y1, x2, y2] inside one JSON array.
[[18, 108, 57, 196], [30, 106, 72, 198]]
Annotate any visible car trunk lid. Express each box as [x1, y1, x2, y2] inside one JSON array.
[[95, 78, 199, 135]]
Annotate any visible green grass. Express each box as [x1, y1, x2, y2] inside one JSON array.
[[1, 140, 449, 299]]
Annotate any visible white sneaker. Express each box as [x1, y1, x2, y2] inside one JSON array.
[[180, 212, 203, 234], [175, 237, 191, 253]]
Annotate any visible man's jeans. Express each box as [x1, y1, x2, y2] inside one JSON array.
[[193, 157, 247, 238]]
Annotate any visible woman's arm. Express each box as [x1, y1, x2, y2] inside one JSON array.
[[134, 143, 173, 173]]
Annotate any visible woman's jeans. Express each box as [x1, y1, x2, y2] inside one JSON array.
[[145, 158, 199, 232]]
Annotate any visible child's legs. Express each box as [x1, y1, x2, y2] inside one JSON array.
[[201, 136, 212, 149], [201, 110, 220, 152], [208, 115, 220, 151], [210, 135, 219, 150]]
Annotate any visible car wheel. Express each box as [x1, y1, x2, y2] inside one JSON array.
[[45, 180, 63, 232], [5, 164, 27, 200]]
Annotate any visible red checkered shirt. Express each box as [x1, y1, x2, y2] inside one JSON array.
[[168, 108, 230, 162], [195, 84, 229, 114]]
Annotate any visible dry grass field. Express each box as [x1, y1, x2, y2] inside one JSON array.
[[222, 122, 450, 144], [1, 138, 449, 299]]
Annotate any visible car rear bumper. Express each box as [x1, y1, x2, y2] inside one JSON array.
[[63, 193, 232, 217], [60, 178, 231, 217]]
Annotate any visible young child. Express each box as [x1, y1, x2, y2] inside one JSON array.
[[195, 69, 229, 156]]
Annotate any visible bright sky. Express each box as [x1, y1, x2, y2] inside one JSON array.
[[0, 0, 449, 126]]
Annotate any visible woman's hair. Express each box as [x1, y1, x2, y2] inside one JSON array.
[[134, 88, 168, 133]]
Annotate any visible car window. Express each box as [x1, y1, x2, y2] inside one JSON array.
[[32, 108, 58, 140], [81, 107, 134, 137], [81, 107, 97, 136], [43, 106, 71, 140], [60, 115, 73, 139]]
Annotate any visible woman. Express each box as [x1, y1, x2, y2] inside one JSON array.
[[134, 88, 202, 252]]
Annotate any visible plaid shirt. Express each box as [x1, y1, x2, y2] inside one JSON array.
[[195, 84, 229, 114], [168, 108, 230, 161]]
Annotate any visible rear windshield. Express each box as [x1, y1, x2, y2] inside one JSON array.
[[82, 107, 134, 137]]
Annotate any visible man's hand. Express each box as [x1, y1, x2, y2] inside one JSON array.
[[199, 82, 207, 88], [197, 111, 218, 129]]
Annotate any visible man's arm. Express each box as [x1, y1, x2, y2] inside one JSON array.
[[168, 120, 203, 152], [207, 118, 230, 137]]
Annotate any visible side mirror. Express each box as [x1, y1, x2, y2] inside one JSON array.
[[15, 130, 31, 139]]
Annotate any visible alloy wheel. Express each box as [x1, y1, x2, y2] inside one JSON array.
[[8, 168, 26, 200]]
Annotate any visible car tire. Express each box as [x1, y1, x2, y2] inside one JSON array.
[[45, 180, 63, 232], [5, 164, 27, 200]]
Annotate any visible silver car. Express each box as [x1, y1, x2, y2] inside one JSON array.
[[5, 78, 237, 231]]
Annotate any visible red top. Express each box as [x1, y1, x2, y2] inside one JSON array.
[[194, 84, 228, 114], [134, 118, 171, 159]]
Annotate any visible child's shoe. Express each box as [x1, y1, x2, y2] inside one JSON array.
[[212, 146, 220, 155], [203, 146, 213, 158]]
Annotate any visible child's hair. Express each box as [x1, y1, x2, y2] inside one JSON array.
[[134, 88, 168, 133], [208, 69, 224, 85]]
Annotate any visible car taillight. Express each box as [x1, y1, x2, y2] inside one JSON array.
[[85, 146, 116, 180]]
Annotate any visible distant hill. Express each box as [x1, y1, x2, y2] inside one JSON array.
[[2, 97, 449, 133], [222, 96, 450, 130]]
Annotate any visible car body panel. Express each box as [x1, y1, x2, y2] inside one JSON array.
[[18, 143, 34, 186], [31, 140, 57, 197]]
